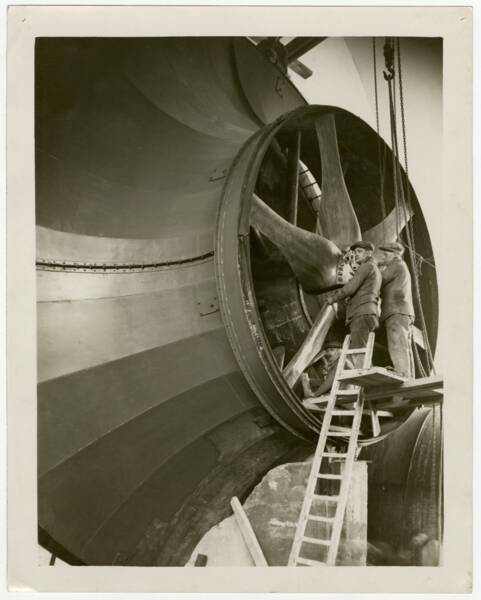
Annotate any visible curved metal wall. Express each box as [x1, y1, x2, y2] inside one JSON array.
[[36, 37, 307, 564], [361, 406, 443, 561]]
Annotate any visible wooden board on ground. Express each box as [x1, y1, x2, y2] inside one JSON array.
[[337, 367, 406, 388], [230, 496, 268, 566]]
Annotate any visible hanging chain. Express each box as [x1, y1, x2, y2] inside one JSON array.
[[396, 38, 436, 373], [383, 37, 395, 82], [373, 37, 387, 233], [383, 37, 436, 375]]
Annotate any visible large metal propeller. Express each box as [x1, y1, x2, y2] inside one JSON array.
[[250, 113, 413, 387]]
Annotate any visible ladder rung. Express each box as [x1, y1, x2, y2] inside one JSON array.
[[312, 494, 339, 502], [305, 397, 329, 405], [322, 452, 348, 458], [335, 389, 358, 396], [307, 514, 335, 523], [340, 369, 365, 377], [327, 431, 352, 437], [302, 536, 331, 546], [332, 409, 356, 416], [296, 557, 327, 567], [317, 473, 342, 480], [345, 348, 368, 355]]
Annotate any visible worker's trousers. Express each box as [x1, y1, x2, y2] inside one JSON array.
[[384, 314, 415, 378], [348, 315, 379, 368]]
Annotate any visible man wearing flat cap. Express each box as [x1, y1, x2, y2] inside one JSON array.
[[378, 241, 415, 378], [325, 241, 381, 364], [300, 340, 346, 397]]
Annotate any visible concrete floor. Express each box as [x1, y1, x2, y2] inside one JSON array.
[[188, 458, 368, 566]]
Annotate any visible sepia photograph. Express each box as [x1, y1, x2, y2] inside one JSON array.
[[6, 4, 473, 594], [35, 34, 443, 569]]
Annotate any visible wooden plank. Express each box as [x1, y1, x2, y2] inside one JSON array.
[[372, 390, 444, 411], [368, 388, 444, 404], [303, 399, 393, 418], [230, 497, 268, 566], [337, 367, 406, 388], [364, 375, 443, 401], [289, 59, 313, 79], [368, 401, 381, 437], [283, 304, 336, 387], [285, 37, 327, 62]]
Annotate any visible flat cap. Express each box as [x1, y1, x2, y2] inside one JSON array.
[[350, 240, 375, 252], [378, 241, 404, 255], [324, 340, 343, 349]]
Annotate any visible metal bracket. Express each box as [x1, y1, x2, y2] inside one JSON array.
[[209, 166, 228, 182], [195, 286, 220, 316]]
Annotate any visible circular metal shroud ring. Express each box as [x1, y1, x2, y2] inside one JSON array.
[[214, 104, 432, 444], [215, 107, 335, 440]]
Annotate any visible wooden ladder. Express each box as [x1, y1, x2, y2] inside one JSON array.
[[288, 332, 375, 567]]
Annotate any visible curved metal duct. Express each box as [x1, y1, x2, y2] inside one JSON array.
[[361, 406, 443, 564], [36, 37, 311, 565]]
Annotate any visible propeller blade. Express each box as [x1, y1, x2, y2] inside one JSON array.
[[251, 193, 341, 293], [315, 114, 362, 249], [283, 303, 337, 388], [363, 204, 414, 246]]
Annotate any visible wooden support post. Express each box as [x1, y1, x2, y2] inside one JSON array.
[[283, 304, 337, 387], [368, 399, 381, 437], [286, 130, 301, 225], [231, 496, 268, 566]]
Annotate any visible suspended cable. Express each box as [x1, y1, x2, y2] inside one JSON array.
[[392, 90, 430, 375], [396, 38, 436, 373], [372, 37, 387, 234], [382, 37, 436, 376], [383, 38, 401, 238]]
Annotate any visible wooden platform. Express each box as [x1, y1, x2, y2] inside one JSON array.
[[302, 398, 393, 418], [370, 391, 443, 412], [332, 371, 443, 409], [365, 375, 443, 401], [365, 375, 443, 410], [337, 367, 406, 387]]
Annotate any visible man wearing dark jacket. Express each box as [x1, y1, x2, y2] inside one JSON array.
[[300, 340, 344, 397], [378, 242, 415, 378], [325, 241, 382, 363]]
